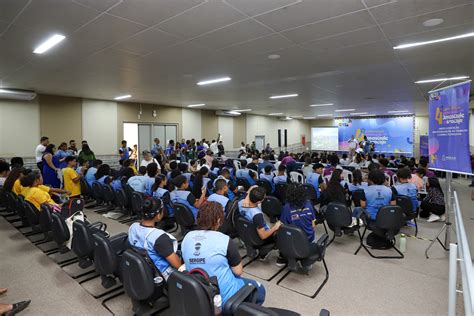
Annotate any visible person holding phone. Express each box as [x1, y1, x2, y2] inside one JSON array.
[[170, 175, 207, 219]]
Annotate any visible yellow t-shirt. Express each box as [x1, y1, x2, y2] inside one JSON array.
[[21, 185, 50, 197], [63, 167, 81, 197], [25, 187, 56, 211], [129, 165, 138, 175], [13, 179, 23, 195]]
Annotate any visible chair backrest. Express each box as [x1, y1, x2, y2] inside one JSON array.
[[12, 194, 27, 219], [50, 211, 70, 245], [375, 205, 405, 237], [120, 249, 156, 301], [93, 233, 121, 276], [23, 200, 40, 227], [102, 184, 115, 203], [324, 202, 352, 228], [114, 188, 128, 209], [4, 191, 17, 213], [289, 172, 304, 184], [276, 224, 310, 260], [168, 271, 214, 316], [39, 204, 53, 234], [225, 198, 241, 230], [236, 216, 265, 247], [275, 183, 288, 203], [301, 183, 318, 201], [351, 190, 365, 207], [234, 303, 280, 316], [342, 169, 353, 183], [131, 192, 145, 215], [237, 177, 251, 191], [71, 220, 95, 258], [233, 160, 242, 170], [80, 179, 91, 197], [173, 203, 196, 229], [256, 179, 272, 195], [396, 195, 414, 215], [261, 196, 282, 219], [91, 182, 103, 200]]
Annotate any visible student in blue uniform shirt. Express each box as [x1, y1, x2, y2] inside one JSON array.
[[152, 175, 173, 217], [127, 166, 148, 193], [119, 140, 131, 165], [273, 164, 288, 185], [346, 169, 368, 192], [214, 169, 237, 201], [144, 163, 159, 196], [238, 187, 283, 264], [236, 160, 257, 186], [170, 175, 206, 219], [84, 159, 101, 187], [182, 202, 266, 306], [192, 166, 210, 198], [128, 198, 181, 280], [207, 179, 230, 210], [353, 169, 396, 220], [95, 164, 111, 185], [306, 163, 325, 199], [259, 165, 275, 192], [258, 155, 275, 174], [393, 167, 419, 212]]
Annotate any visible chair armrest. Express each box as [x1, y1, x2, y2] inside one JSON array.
[[316, 233, 329, 258], [223, 284, 257, 316], [109, 232, 129, 254]]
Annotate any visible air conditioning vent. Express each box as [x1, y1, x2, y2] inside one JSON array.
[[0, 89, 37, 101]]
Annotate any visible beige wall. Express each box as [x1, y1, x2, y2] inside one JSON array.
[[39, 94, 82, 146], [233, 114, 247, 149], [116, 102, 182, 147], [82, 99, 118, 155], [182, 108, 202, 141], [201, 110, 218, 141]]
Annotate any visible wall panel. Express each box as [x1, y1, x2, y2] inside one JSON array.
[[82, 99, 118, 155]]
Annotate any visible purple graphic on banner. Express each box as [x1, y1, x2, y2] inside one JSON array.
[[428, 81, 472, 175], [419, 135, 429, 157]]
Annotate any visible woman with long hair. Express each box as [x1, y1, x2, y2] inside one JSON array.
[[192, 166, 209, 199], [319, 169, 347, 207], [78, 144, 96, 165], [420, 177, 446, 222], [42, 144, 60, 188]]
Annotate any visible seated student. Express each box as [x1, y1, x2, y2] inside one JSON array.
[[236, 160, 257, 186], [347, 169, 368, 192], [379, 158, 394, 177], [3, 167, 31, 196], [192, 166, 210, 198], [339, 153, 350, 166], [144, 163, 159, 196], [127, 166, 148, 193], [419, 157, 436, 178], [306, 163, 325, 199], [207, 179, 229, 210], [188, 159, 199, 174], [323, 154, 339, 176], [21, 172, 61, 212], [348, 154, 363, 170], [182, 202, 266, 306], [0, 161, 10, 186], [238, 187, 282, 263], [420, 177, 446, 222], [76, 159, 89, 175], [209, 159, 220, 176], [273, 164, 288, 185], [9, 157, 24, 168], [258, 155, 275, 174], [392, 167, 418, 212], [123, 159, 138, 176], [409, 167, 426, 190], [128, 198, 181, 280], [259, 165, 275, 192], [214, 168, 238, 201], [63, 156, 87, 198], [353, 169, 396, 220], [301, 157, 313, 178], [178, 163, 192, 182], [95, 164, 112, 185], [247, 156, 259, 172], [170, 175, 206, 219], [84, 160, 102, 187], [152, 175, 173, 217], [319, 169, 348, 208]]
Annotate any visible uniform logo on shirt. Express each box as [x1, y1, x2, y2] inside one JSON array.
[[194, 242, 201, 256]]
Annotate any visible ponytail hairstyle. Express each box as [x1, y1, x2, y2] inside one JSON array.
[[152, 174, 167, 193], [193, 166, 209, 198]]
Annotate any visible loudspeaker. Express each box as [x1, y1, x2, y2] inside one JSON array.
[[278, 129, 281, 147], [284, 129, 287, 148]]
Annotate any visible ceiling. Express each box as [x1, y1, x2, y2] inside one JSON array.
[[0, 0, 473, 118]]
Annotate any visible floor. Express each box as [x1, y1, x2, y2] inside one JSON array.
[[0, 178, 472, 316]]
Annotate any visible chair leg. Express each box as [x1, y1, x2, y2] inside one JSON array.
[[414, 218, 418, 237], [326, 232, 336, 247], [242, 256, 287, 282], [357, 235, 404, 259], [354, 226, 367, 255]]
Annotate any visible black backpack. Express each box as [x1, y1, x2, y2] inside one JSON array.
[[188, 268, 220, 308], [366, 232, 392, 249]]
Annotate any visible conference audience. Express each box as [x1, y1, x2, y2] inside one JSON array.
[[170, 175, 206, 219]]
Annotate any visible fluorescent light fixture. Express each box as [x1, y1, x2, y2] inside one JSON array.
[[114, 94, 132, 100], [414, 76, 469, 83], [269, 94, 298, 99], [303, 116, 316, 119], [227, 111, 241, 115], [309, 103, 333, 107], [317, 114, 333, 117], [335, 109, 355, 112], [350, 112, 368, 115], [187, 103, 205, 108], [269, 112, 283, 116], [388, 110, 409, 113], [33, 34, 66, 54], [285, 116, 293, 120], [197, 77, 231, 86], [393, 32, 474, 49], [361, 114, 375, 117], [233, 109, 252, 112], [0, 89, 17, 94]]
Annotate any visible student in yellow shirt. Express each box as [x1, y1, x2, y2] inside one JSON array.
[[22, 172, 59, 212], [3, 168, 29, 195], [63, 156, 87, 198]]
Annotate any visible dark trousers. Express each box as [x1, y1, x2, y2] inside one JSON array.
[[420, 201, 445, 217], [36, 162, 43, 173]]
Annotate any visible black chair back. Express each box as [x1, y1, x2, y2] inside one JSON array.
[[256, 179, 272, 195], [80, 179, 91, 198], [131, 191, 145, 216], [324, 202, 352, 229], [275, 183, 288, 203], [23, 200, 40, 227], [236, 216, 266, 247], [71, 220, 95, 259], [91, 182, 103, 202], [168, 271, 214, 316], [173, 203, 196, 235], [276, 224, 310, 260], [375, 205, 405, 240], [396, 195, 414, 216], [5, 191, 17, 213], [102, 184, 116, 203], [351, 190, 365, 207], [120, 249, 156, 301], [237, 177, 251, 191], [39, 204, 53, 235], [114, 188, 128, 210], [302, 183, 318, 201], [261, 196, 282, 223], [50, 212, 70, 249]]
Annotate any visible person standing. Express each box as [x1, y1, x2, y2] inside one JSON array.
[[210, 140, 218, 155], [35, 136, 49, 173], [119, 140, 131, 165], [68, 140, 78, 156], [151, 138, 162, 158], [217, 141, 225, 157], [42, 144, 61, 188], [348, 135, 357, 159], [264, 143, 272, 154]]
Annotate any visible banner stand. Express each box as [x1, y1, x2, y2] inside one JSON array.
[[425, 172, 455, 258]]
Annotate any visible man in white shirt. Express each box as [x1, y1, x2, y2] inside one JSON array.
[[35, 136, 49, 172], [209, 140, 218, 154], [348, 135, 357, 159], [201, 139, 209, 150]]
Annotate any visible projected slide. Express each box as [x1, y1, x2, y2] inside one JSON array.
[[311, 127, 339, 151], [338, 116, 414, 154]]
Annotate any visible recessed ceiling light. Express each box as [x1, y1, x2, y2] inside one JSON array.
[[423, 18, 444, 27], [388, 110, 409, 113], [309, 103, 333, 107], [317, 114, 333, 117], [227, 111, 242, 115], [187, 103, 205, 107], [393, 32, 474, 49], [285, 116, 293, 120], [233, 109, 252, 112], [415, 76, 469, 83], [303, 116, 316, 119], [268, 54, 280, 60], [269, 94, 298, 99], [114, 94, 131, 100], [335, 109, 355, 112], [269, 112, 283, 116], [33, 34, 66, 54], [197, 77, 231, 86], [350, 112, 368, 115], [291, 115, 303, 118]]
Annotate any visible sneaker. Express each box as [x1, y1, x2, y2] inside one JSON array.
[[301, 264, 313, 274], [439, 214, 446, 222], [427, 214, 441, 223], [258, 251, 271, 262], [276, 256, 287, 267], [406, 219, 416, 227]]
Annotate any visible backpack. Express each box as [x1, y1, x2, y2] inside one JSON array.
[[366, 232, 392, 249], [61, 197, 84, 218], [188, 268, 220, 310]]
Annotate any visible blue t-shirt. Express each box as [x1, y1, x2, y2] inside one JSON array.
[[144, 176, 155, 196], [273, 175, 287, 185], [306, 172, 323, 198], [207, 193, 229, 210], [119, 146, 130, 161], [236, 169, 256, 186], [363, 185, 395, 220], [238, 200, 269, 231], [281, 201, 316, 242], [127, 175, 147, 193], [257, 161, 275, 174], [170, 189, 198, 219], [85, 167, 97, 187], [394, 182, 418, 211]]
